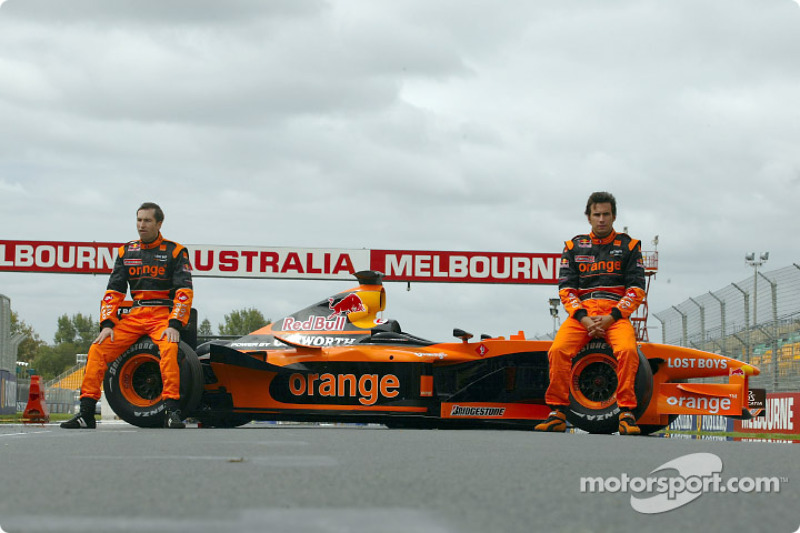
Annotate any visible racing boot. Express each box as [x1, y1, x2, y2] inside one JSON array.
[[618, 411, 641, 435], [60, 397, 97, 429], [163, 399, 185, 429], [534, 408, 567, 432]]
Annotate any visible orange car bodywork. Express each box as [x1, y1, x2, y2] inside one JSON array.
[[197, 272, 761, 432]]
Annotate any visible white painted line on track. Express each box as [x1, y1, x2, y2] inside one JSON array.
[[0, 508, 452, 533], [0, 430, 51, 438], [250, 455, 339, 467], [75, 455, 339, 466]]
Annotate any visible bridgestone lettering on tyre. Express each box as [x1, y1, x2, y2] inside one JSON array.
[[104, 337, 203, 428], [565, 340, 653, 434]]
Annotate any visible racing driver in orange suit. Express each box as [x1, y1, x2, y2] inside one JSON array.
[[61, 202, 193, 429], [535, 192, 646, 435]]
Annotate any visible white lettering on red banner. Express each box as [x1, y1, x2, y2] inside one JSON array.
[[191, 247, 368, 279], [739, 395, 796, 433], [0, 241, 559, 284], [0, 242, 116, 273], [371, 250, 559, 284]]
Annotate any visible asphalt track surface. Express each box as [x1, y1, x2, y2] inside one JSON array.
[[0, 422, 798, 533]]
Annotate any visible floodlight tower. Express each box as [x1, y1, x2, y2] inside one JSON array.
[[548, 298, 561, 337], [630, 235, 659, 342], [745, 252, 769, 328]]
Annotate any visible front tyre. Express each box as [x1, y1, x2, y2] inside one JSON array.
[[565, 339, 653, 434], [104, 337, 203, 428]]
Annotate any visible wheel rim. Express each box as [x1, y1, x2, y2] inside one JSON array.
[[571, 354, 618, 409], [120, 353, 162, 407]]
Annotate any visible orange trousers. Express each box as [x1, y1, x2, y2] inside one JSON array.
[[80, 307, 180, 402], [545, 316, 639, 409]]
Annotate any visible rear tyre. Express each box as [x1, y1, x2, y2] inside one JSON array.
[[104, 337, 203, 428], [565, 339, 653, 434]]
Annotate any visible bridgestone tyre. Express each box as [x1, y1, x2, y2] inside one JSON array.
[[565, 339, 653, 434], [104, 337, 203, 428]]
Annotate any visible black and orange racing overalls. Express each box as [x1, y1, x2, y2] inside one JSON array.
[[80, 233, 193, 402], [545, 230, 646, 409]]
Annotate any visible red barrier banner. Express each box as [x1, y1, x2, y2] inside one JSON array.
[[735, 392, 798, 435], [372, 249, 560, 284], [189, 246, 370, 280], [0, 241, 118, 274], [0, 240, 560, 284]]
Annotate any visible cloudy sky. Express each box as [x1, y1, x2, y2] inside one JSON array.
[[1, 0, 799, 345]]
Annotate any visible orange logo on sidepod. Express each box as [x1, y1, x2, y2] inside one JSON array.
[[288, 372, 400, 406]]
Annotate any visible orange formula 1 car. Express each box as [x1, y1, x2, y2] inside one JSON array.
[[103, 271, 764, 434]]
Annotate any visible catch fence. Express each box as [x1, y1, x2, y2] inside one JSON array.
[[653, 264, 800, 392]]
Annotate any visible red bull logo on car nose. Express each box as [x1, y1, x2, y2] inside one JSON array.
[[328, 293, 365, 318]]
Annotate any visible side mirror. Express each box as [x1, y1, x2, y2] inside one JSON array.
[[453, 329, 473, 343]]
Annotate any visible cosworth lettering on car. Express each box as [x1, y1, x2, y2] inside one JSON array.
[[667, 358, 728, 369], [288, 373, 400, 406], [280, 335, 358, 346]]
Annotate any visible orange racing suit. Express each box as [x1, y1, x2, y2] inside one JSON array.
[[80, 233, 193, 402], [545, 230, 646, 409]]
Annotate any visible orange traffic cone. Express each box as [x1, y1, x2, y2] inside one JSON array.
[[23, 375, 50, 424]]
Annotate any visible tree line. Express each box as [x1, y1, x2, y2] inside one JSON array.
[[11, 308, 270, 380]]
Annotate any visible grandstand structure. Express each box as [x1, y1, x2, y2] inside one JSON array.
[[13, 362, 88, 415], [654, 264, 800, 392], [42, 363, 87, 413], [1, 294, 27, 415]]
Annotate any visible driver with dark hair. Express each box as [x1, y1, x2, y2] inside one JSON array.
[[535, 191, 646, 435], [61, 202, 193, 429]]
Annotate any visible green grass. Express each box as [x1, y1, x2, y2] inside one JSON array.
[[0, 412, 73, 424], [658, 429, 800, 441]]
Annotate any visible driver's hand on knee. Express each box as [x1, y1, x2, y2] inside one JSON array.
[[94, 327, 114, 345]]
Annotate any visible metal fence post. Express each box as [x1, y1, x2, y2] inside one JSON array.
[[688, 297, 705, 348], [708, 291, 727, 357], [758, 272, 779, 391], [653, 313, 667, 344], [730, 283, 750, 363], [671, 306, 688, 347]]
